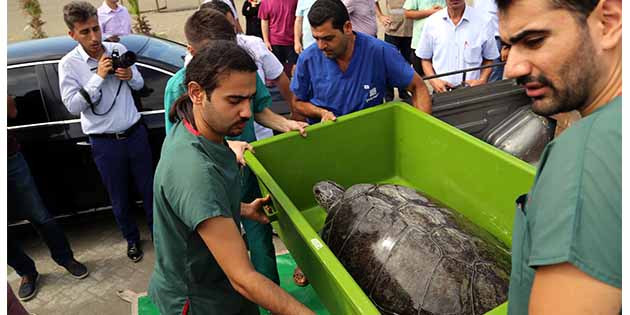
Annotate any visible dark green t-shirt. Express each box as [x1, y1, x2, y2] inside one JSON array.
[[148, 121, 258, 315], [508, 97, 622, 314], [163, 67, 270, 202]]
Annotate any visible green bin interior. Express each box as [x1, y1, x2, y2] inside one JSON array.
[[245, 102, 536, 315]]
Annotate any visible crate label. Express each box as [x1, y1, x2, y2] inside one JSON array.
[[310, 238, 324, 250]]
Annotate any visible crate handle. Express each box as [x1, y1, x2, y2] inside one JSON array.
[[259, 182, 279, 222]]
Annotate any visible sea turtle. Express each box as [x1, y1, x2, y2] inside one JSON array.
[[313, 181, 511, 315]]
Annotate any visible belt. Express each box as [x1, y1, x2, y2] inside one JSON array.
[[89, 119, 144, 140]]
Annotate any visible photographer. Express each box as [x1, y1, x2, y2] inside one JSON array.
[[58, 1, 153, 263]]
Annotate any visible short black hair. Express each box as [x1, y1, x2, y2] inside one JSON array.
[[307, 0, 349, 31], [184, 8, 235, 50], [497, 0, 598, 21], [63, 1, 97, 30], [200, 0, 232, 17]]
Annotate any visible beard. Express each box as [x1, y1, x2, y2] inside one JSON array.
[[517, 29, 597, 116]]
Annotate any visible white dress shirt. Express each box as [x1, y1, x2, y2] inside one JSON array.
[[473, 0, 499, 37], [97, 3, 132, 39], [59, 42, 144, 134], [416, 5, 499, 86], [237, 34, 284, 81]]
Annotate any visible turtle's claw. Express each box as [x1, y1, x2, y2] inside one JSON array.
[[293, 267, 309, 287]]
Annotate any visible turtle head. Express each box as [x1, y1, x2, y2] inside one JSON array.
[[313, 181, 345, 212]]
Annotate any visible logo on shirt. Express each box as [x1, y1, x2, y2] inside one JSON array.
[[366, 87, 380, 103]]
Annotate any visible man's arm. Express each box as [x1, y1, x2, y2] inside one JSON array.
[[293, 96, 336, 122], [294, 15, 304, 54], [254, 108, 308, 136], [261, 19, 272, 51], [197, 217, 314, 315], [406, 74, 432, 114], [529, 263, 621, 315], [58, 55, 112, 115], [404, 6, 441, 20], [375, 2, 391, 27]]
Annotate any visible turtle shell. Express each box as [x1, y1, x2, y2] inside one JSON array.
[[320, 184, 510, 315]]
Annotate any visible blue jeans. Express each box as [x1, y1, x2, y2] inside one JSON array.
[[90, 124, 154, 244], [7, 152, 73, 276], [489, 36, 505, 82]]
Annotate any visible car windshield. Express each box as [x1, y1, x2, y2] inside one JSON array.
[[140, 37, 186, 69]]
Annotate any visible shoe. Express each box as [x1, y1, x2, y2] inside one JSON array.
[[61, 258, 89, 279], [127, 242, 144, 262], [18, 272, 39, 301]]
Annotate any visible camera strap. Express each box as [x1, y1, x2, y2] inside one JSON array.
[[80, 80, 124, 116]]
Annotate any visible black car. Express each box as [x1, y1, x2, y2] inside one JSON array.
[[8, 34, 293, 221], [7, 35, 187, 219]]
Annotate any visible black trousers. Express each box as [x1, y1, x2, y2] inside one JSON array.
[[384, 34, 412, 101]]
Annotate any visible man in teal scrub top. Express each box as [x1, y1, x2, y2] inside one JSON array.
[[149, 41, 314, 315], [164, 8, 308, 290], [498, 0, 621, 314]]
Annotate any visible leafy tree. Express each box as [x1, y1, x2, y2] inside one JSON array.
[[126, 0, 153, 35], [20, 0, 47, 39]]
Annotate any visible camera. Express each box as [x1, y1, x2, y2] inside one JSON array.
[[110, 49, 137, 73]]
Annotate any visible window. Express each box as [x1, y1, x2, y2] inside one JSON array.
[[8, 66, 49, 126], [141, 38, 186, 69], [134, 65, 172, 111]]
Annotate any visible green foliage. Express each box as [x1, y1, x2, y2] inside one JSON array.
[[126, 0, 153, 35], [20, 0, 47, 39]]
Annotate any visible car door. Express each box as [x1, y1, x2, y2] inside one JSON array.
[[37, 62, 112, 215], [132, 63, 171, 169], [40, 62, 173, 212], [8, 63, 103, 216]]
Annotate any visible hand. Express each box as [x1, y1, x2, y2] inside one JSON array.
[[265, 41, 273, 52], [294, 42, 303, 54], [227, 140, 254, 166], [106, 35, 120, 42], [432, 4, 443, 10], [115, 67, 133, 81], [320, 109, 337, 122], [284, 119, 309, 137], [242, 195, 271, 224], [96, 54, 113, 79], [429, 79, 453, 93], [464, 79, 486, 87], [379, 15, 392, 27]]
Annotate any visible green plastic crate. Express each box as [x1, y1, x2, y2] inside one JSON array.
[[245, 102, 536, 315]]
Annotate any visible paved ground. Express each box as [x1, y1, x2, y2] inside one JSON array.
[[8, 210, 287, 315], [8, 0, 389, 44]]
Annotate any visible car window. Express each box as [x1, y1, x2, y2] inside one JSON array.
[[134, 65, 171, 112], [8, 66, 49, 126], [140, 38, 186, 69], [44, 63, 79, 122]]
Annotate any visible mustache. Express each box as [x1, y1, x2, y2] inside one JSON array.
[[516, 75, 553, 88]]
